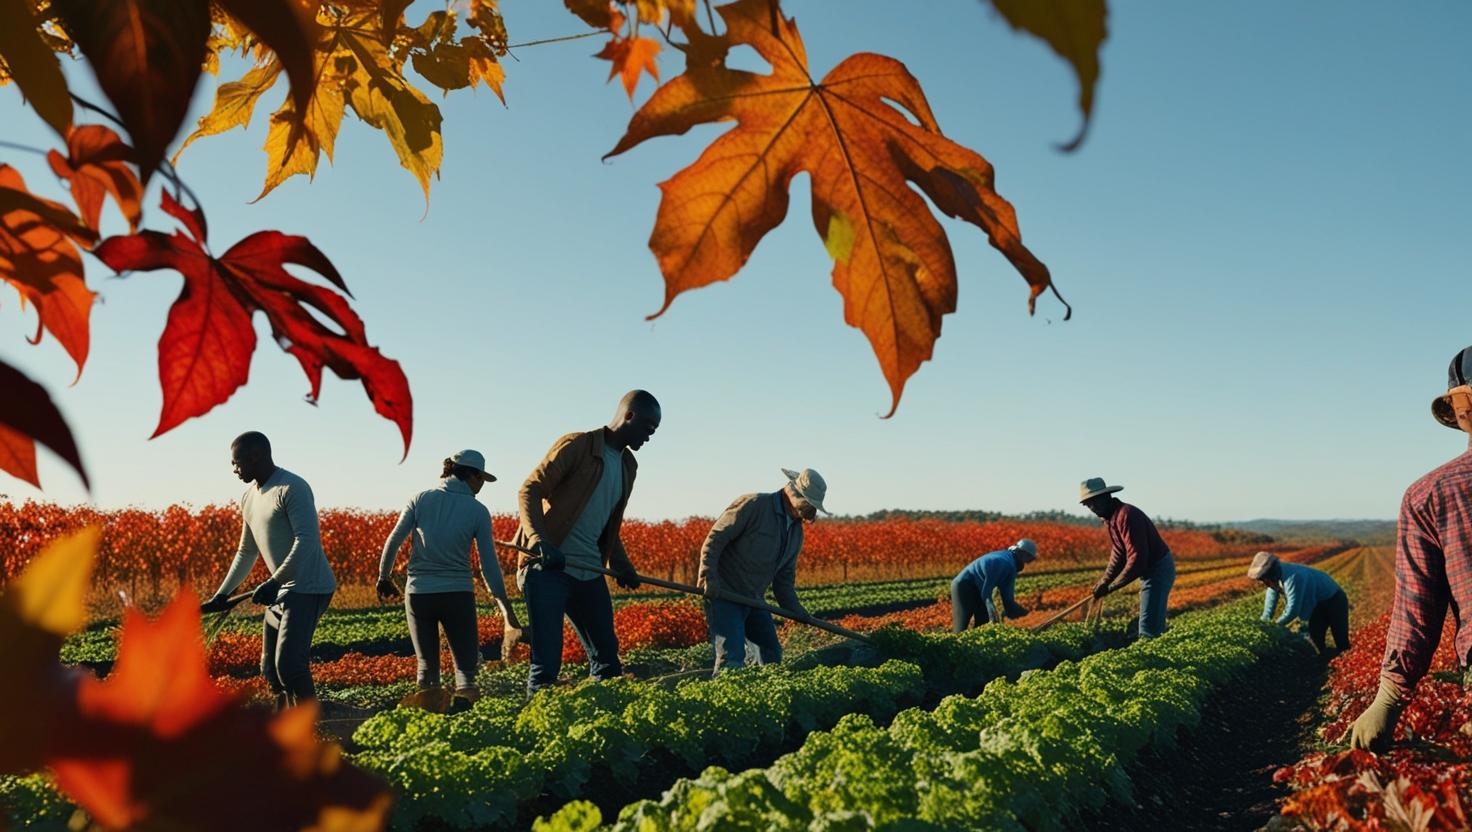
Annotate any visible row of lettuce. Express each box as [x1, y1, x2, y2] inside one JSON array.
[[533, 605, 1293, 831]]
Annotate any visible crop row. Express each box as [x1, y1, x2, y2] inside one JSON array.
[[1273, 609, 1470, 830], [1, 500, 1255, 592], [348, 620, 1126, 829], [535, 605, 1291, 831]]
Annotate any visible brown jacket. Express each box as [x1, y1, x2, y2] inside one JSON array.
[[514, 428, 638, 582]]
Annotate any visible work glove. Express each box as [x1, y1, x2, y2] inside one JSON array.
[[376, 577, 401, 602], [251, 578, 282, 605], [200, 593, 232, 614], [1091, 582, 1110, 600], [613, 564, 641, 590], [534, 541, 565, 571], [1348, 679, 1405, 753]]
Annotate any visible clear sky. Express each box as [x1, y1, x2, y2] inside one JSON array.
[[2, 1, 1468, 522]]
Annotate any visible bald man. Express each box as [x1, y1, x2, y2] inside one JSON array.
[[201, 432, 336, 710], [514, 390, 661, 692]]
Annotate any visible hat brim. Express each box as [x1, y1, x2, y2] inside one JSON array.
[[1433, 395, 1463, 430], [1079, 485, 1123, 503]]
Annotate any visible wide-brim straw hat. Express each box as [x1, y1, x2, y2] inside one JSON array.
[[1246, 551, 1279, 580], [781, 467, 829, 514], [1079, 477, 1123, 503]]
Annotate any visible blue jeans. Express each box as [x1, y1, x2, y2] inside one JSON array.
[[705, 598, 782, 674], [524, 567, 622, 691], [1137, 553, 1176, 638], [261, 591, 332, 705]]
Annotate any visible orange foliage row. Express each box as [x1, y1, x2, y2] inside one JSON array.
[[0, 500, 1250, 591]]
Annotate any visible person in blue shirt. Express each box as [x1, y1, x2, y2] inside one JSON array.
[[951, 539, 1038, 632], [1247, 551, 1350, 655]]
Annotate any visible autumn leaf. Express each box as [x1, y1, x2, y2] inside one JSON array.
[[0, 165, 96, 379], [47, 589, 393, 831], [597, 34, 661, 99], [0, 0, 73, 137], [47, 125, 145, 232], [0, 360, 89, 489], [214, 0, 320, 117], [0, 526, 97, 773], [985, 0, 1107, 152], [564, 0, 618, 30], [606, 0, 1061, 416], [93, 191, 413, 457], [50, 0, 212, 184]]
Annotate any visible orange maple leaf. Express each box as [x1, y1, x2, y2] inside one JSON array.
[[47, 589, 392, 831], [0, 164, 97, 380], [596, 34, 661, 99], [606, 0, 1065, 416], [46, 125, 145, 233]]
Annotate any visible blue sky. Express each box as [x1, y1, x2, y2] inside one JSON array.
[[2, 0, 1468, 522]]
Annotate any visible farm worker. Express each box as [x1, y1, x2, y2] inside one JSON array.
[[950, 539, 1038, 632], [376, 450, 526, 706], [513, 390, 660, 693], [1080, 477, 1176, 639], [200, 432, 336, 710], [1350, 346, 1472, 752], [1247, 551, 1350, 655], [696, 467, 829, 674]]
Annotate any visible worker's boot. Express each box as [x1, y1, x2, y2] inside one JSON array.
[[449, 686, 479, 714]]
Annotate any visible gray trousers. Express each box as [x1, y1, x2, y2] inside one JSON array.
[[261, 591, 332, 705], [405, 591, 480, 689]]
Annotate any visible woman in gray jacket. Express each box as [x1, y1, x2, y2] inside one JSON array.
[[378, 450, 524, 703]]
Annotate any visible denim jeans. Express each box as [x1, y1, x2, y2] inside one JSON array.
[[1137, 553, 1176, 638], [405, 591, 480, 689], [261, 591, 332, 705], [950, 576, 998, 632], [705, 598, 782, 674], [524, 567, 622, 691]]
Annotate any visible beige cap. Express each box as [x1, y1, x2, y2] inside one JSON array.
[[1009, 538, 1038, 562], [449, 449, 496, 482], [1246, 551, 1279, 580], [781, 467, 829, 515], [1079, 477, 1124, 503]]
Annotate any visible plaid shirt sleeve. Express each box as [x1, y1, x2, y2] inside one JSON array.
[[1381, 478, 1454, 696]]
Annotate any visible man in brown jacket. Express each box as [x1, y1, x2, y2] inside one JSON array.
[[515, 390, 660, 692]]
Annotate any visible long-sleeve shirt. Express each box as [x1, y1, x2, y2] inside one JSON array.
[[1097, 502, 1171, 588], [958, 550, 1025, 619], [378, 476, 507, 597], [697, 492, 807, 617], [1382, 449, 1472, 697], [513, 428, 638, 578], [215, 467, 336, 601], [1261, 562, 1343, 625]]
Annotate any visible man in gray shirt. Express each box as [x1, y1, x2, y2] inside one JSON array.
[[202, 432, 336, 709], [697, 467, 828, 674]]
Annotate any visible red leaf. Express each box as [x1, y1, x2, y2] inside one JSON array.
[[0, 423, 39, 487], [0, 359, 89, 490], [94, 192, 413, 456], [51, 0, 212, 183], [46, 124, 145, 232]]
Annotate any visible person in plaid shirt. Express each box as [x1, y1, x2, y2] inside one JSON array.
[[1350, 346, 1472, 751]]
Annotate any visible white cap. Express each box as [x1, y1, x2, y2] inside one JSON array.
[[1246, 551, 1279, 580], [1009, 539, 1038, 562], [449, 449, 496, 482]]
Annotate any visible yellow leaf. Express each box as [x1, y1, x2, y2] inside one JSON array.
[[175, 60, 283, 162], [341, 22, 442, 203], [1, 526, 97, 635], [256, 51, 348, 200], [465, 38, 505, 103]]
